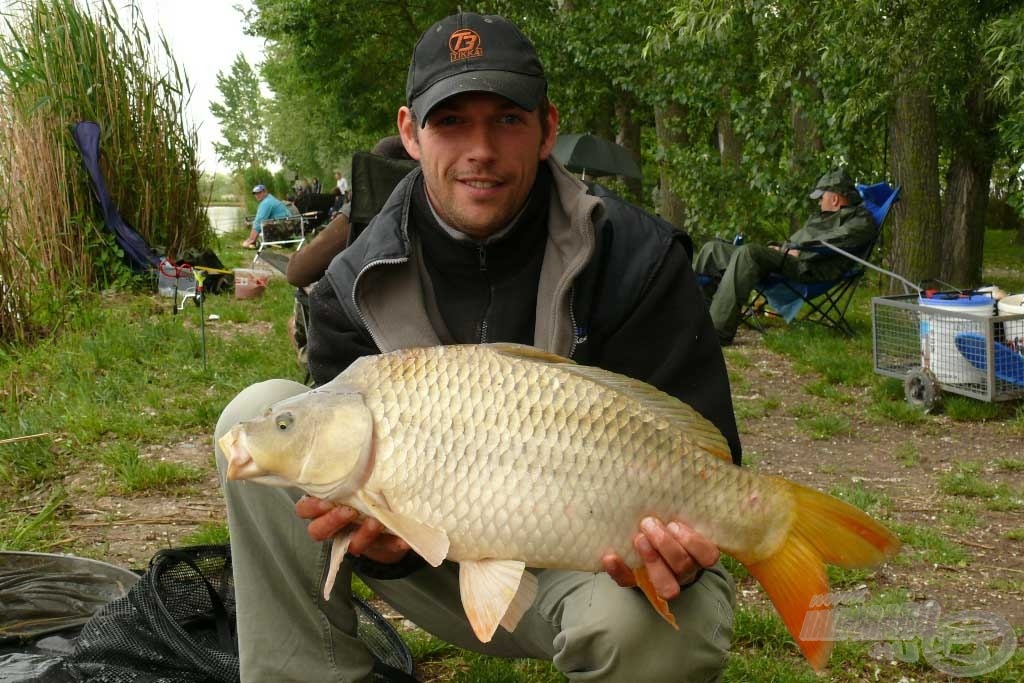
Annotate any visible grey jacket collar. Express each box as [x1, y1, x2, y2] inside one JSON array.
[[328, 158, 602, 357]]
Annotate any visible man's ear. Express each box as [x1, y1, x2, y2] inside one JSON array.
[[538, 102, 560, 161], [397, 107, 422, 161]]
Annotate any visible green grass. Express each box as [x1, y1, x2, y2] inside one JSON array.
[[944, 396, 1007, 421], [0, 237, 302, 549], [181, 521, 231, 546], [940, 464, 1005, 499], [1012, 404, 1024, 434], [828, 483, 892, 515], [0, 489, 66, 550], [894, 442, 920, 467], [100, 443, 204, 493], [798, 414, 852, 440], [941, 500, 980, 532], [986, 494, 1024, 511], [804, 379, 846, 401], [763, 326, 875, 386], [995, 457, 1024, 472], [890, 523, 970, 566], [733, 396, 779, 423]]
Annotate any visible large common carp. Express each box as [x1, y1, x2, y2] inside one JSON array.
[[220, 343, 899, 670]]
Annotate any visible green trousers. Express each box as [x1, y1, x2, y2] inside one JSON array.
[[215, 379, 735, 682], [693, 241, 800, 340]]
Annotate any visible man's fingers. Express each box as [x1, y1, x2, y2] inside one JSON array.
[[640, 518, 696, 577], [347, 517, 383, 556], [295, 495, 336, 519], [634, 533, 682, 600], [666, 521, 720, 569], [600, 553, 636, 588], [303, 503, 359, 542]]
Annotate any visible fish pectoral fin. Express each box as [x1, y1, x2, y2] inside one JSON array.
[[323, 532, 353, 601], [355, 491, 450, 567], [632, 567, 679, 630], [459, 559, 536, 642]]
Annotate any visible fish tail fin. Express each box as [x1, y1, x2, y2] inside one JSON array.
[[738, 479, 900, 671]]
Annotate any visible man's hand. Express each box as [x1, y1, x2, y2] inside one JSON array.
[[600, 517, 720, 601], [295, 496, 411, 564]]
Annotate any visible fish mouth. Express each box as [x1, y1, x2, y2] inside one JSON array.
[[219, 427, 267, 480]]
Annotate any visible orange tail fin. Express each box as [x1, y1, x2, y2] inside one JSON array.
[[737, 478, 900, 671]]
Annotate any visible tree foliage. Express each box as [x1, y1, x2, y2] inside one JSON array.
[[210, 54, 273, 172], [241, 0, 1024, 288]]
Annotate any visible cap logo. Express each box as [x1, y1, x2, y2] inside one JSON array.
[[448, 29, 483, 62]]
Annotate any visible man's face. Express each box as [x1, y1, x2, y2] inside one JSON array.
[[398, 92, 559, 239], [819, 190, 842, 212], [254, 190, 267, 201]]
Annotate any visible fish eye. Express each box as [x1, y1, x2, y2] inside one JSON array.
[[275, 412, 294, 431]]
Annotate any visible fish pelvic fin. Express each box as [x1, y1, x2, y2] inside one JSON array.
[[323, 532, 353, 601], [632, 567, 679, 630], [459, 559, 536, 642], [738, 479, 900, 671]]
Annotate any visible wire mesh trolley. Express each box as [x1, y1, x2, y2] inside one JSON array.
[[872, 293, 1024, 409]]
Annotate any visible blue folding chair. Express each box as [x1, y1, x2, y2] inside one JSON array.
[[742, 182, 902, 337]]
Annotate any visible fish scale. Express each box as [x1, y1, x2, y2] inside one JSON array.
[[221, 343, 900, 670]]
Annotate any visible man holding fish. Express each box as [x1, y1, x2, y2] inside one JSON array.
[[217, 11, 746, 682]]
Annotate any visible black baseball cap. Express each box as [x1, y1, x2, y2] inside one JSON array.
[[406, 12, 547, 127]]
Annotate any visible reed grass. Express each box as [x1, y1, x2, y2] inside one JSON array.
[[0, 0, 211, 344]]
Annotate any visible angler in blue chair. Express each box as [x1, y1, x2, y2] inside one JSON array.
[[693, 168, 876, 345]]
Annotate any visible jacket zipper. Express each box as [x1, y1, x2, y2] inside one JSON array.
[[352, 256, 408, 350], [568, 286, 580, 358]]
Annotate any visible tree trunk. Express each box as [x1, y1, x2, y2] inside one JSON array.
[[716, 87, 743, 168], [653, 103, 689, 230], [887, 82, 943, 292], [941, 155, 991, 287], [940, 86, 998, 288], [790, 77, 824, 178], [615, 92, 643, 204], [790, 76, 824, 234]]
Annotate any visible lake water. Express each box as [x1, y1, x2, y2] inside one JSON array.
[[207, 205, 246, 235]]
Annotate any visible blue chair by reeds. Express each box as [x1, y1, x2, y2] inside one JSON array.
[[740, 181, 902, 337]]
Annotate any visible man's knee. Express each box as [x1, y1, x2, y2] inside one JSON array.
[[555, 570, 734, 680]]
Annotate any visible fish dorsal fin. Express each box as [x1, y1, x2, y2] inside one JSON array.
[[459, 559, 538, 642], [486, 342, 577, 365], [488, 344, 732, 464], [355, 490, 450, 567]]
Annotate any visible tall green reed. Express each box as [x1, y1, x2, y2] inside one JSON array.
[[0, 0, 212, 344]]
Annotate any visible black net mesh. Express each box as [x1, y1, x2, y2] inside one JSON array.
[[1, 545, 414, 682], [69, 545, 239, 683]]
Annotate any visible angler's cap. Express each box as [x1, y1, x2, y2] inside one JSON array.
[[406, 12, 547, 127], [252, 184, 267, 194], [809, 168, 861, 204]]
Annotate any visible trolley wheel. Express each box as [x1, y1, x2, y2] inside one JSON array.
[[904, 367, 940, 411]]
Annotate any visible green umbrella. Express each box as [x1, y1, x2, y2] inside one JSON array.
[[551, 133, 642, 180]]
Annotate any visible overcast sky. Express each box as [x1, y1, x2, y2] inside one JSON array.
[[131, 0, 266, 175]]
